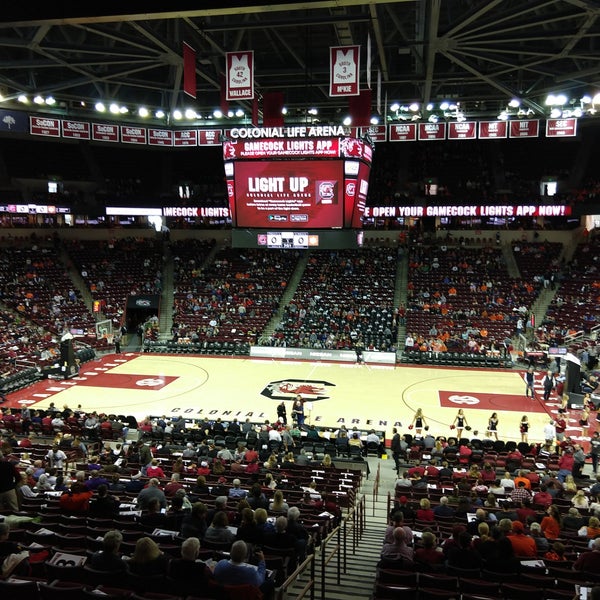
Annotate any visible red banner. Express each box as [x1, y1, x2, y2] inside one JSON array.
[[174, 129, 198, 147], [148, 129, 173, 146], [418, 122, 446, 141], [30, 116, 60, 137], [546, 118, 577, 137], [509, 120, 539, 138], [389, 123, 417, 141], [329, 45, 360, 96], [61, 120, 91, 140], [92, 123, 119, 142], [198, 129, 222, 146], [183, 42, 197, 98], [263, 91, 285, 127], [478, 121, 508, 139], [120, 125, 146, 144], [448, 121, 476, 140], [226, 51, 254, 100]]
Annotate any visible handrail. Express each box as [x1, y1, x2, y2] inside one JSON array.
[[372, 461, 381, 516], [319, 525, 341, 600], [275, 553, 315, 600]]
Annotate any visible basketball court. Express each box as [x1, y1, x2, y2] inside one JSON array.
[[4, 353, 590, 448]]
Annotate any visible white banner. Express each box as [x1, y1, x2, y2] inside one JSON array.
[[226, 51, 254, 100], [250, 346, 396, 364], [330, 45, 360, 96]]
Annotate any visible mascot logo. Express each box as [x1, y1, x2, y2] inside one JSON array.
[[261, 379, 335, 402]]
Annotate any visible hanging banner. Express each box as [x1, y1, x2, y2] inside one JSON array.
[[418, 122, 446, 141], [226, 51, 254, 100], [448, 121, 476, 140], [183, 42, 197, 98], [329, 45, 360, 96], [479, 121, 508, 139], [509, 120, 539, 138], [389, 123, 417, 142], [546, 118, 577, 137]]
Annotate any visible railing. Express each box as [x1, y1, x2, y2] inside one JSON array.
[[343, 493, 366, 565], [565, 329, 585, 345], [372, 461, 381, 517], [319, 526, 342, 600], [275, 553, 316, 600]]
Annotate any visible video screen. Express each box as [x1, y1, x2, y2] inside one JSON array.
[[232, 160, 344, 229], [224, 134, 372, 230]]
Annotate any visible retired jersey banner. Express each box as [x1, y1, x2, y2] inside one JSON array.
[[226, 51, 254, 100], [330, 45, 360, 96]]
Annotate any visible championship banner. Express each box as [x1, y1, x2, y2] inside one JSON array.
[[546, 118, 577, 137], [448, 121, 476, 140], [389, 123, 417, 142], [330, 45, 360, 96], [418, 122, 446, 141], [226, 51, 254, 100], [509, 119, 539, 138], [479, 121, 508, 139], [30, 116, 60, 137]]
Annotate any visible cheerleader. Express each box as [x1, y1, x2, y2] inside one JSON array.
[[487, 412, 499, 441], [410, 408, 428, 436], [579, 406, 590, 438], [520, 415, 529, 443], [452, 409, 469, 439]]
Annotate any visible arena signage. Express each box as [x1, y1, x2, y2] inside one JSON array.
[[363, 204, 573, 218], [162, 206, 230, 218], [226, 125, 348, 139], [250, 346, 396, 364]]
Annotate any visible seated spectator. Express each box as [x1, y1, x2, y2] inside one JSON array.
[[127, 537, 170, 576], [507, 520, 537, 557], [255, 508, 276, 541], [236, 507, 262, 546], [269, 490, 289, 513], [286, 506, 311, 561], [414, 530, 444, 570], [573, 489, 590, 509], [416, 497, 434, 521], [90, 529, 128, 573], [89, 483, 120, 517], [136, 477, 167, 511], [228, 478, 248, 500], [563, 507, 586, 531], [380, 526, 414, 564], [384, 511, 413, 545], [446, 531, 482, 570], [213, 539, 266, 588], [433, 496, 455, 518], [139, 497, 168, 530], [168, 536, 215, 589], [0, 522, 30, 577], [573, 538, 600, 572], [204, 510, 236, 546], [146, 458, 166, 479], [529, 522, 549, 554], [580, 516, 600, 539], [181, 501, 208, 540]]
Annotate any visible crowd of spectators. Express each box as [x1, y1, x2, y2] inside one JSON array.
[[0, 404, 360, 597]]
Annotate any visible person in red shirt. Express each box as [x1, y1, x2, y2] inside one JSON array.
[[507, 520, 537, 557], [532, 485, 553, 509], [146, 459, 166, 479]]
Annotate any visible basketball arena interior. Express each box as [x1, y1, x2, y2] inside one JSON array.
[[0, 3, 599, 600]]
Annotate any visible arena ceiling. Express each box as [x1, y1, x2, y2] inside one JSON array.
[[0, 0, 599, 126]]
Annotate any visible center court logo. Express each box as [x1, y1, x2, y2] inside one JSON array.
[[261, 379, 335, 402]]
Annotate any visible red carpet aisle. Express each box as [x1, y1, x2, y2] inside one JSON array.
[[4, 353, 591, 447]]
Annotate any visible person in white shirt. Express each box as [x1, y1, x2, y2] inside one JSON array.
[[45, 446, 67, 469], [544, 420, 556, 445]]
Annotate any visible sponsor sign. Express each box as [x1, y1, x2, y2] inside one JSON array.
[[362, 205, 572, 218], [250, 346, 396, 364]]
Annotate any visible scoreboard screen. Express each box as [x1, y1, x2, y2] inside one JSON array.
[[223, 128, 372, 230]]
